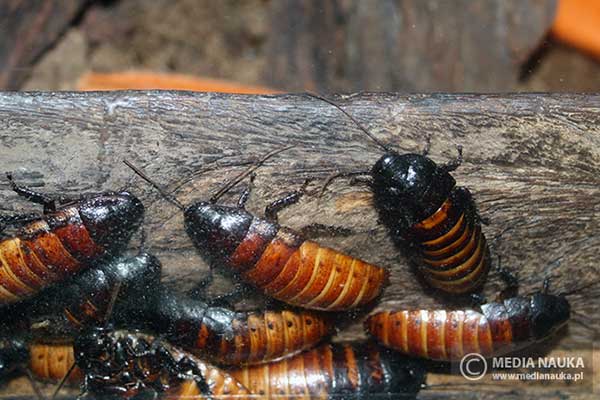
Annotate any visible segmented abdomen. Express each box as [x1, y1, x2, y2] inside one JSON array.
[[169, 361, 250, 400], [195, 309, 331, 365], [0, 208, 102, 305], [408, 193, 490, 294], [227, 218, 388, 310], [230, 342, 426, 399], [366, 308, 517, 361], [29, 342, 83, 384]]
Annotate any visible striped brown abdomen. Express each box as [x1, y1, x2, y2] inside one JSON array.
[[195, 309, 331, 365], [228, 219, 388, 311], [0, 208, 102, 305], [29, 342, 83, 384], [366, 307, 520, 361], [173, 360, 250, 400], [408, 194, 490, 294], [230, 342, 426, 399]]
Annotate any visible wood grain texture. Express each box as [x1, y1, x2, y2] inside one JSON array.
[[265, 0, 557, 91], [0, 0, 89, 90], [0, 91, 598, 398]]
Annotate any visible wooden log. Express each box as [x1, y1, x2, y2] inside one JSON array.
[[0, 91, 598, 397], [265, 0, 557, 91]]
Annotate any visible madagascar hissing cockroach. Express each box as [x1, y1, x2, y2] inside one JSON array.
[[125, 150, 388, 312], [28, 340, 83, 385], [21, 253, 162, 331], [0, 337, 82, 392], [312, 94, 498, 295], [365, 283, 570, 361], [145, 287, 332, 365], [0, 174, 144, 306], [229, 341, 427, 399], [72, 328, 249, 399]]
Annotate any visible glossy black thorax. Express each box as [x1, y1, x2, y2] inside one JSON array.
[[184, 201, 253, 261], [371, 152, 455, 232], [24, 253, 162, 333], [78, 191, 144, 254]]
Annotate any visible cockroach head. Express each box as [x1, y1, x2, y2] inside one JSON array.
[[530, 293, 570, 340], [183, 201, 252, 260], [78, 192, 145, 253]]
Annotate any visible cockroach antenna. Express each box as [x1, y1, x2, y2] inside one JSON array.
[[50, 362, 76, 400], [210, 145, 295, 203], [305, 91, 392, 152], [123, 160, 185, 210]]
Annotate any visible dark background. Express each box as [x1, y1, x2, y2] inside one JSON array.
[[2, 0, 600, 93]]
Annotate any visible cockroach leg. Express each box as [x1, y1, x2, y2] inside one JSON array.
[[237, 173, 256, 209], [264, 179, 312, 222], [299, 223, 354, 239], [0, 212, 40, 232], [348, 175, 373, 186], [7, 173, 58, 212], [440, 144, 463, 173]]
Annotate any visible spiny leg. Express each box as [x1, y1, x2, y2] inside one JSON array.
[[264, 178, 312, 222], [495, 255, 519, 297], [319, 170, 371, 197], [349, 175, 374, 186], [6, 173, 57, 212], [440, 145, 463, 173], [237, 173, 256, 209], [0, 212, 40, 233], [6, 174, 81, 213], [299, 223, 354, 238]]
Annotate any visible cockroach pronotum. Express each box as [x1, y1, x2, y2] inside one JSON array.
[[0, 174, 144, 305], [365, 282, 571, 361], [24, 253, 161, 331], [124, 149, 388, 311], [72, 328, 249, 399], [146, 287, 332, 365], [229, 342, 427, 399], [312, 94, 500, 295]]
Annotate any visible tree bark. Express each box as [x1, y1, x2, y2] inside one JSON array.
[[0, 91, 597, 397]]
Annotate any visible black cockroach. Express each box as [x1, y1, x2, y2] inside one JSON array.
[[0, 174, 144, 305], [22, 253, 162, 331], [143, 287, 332, 366], [0, 336, 69, 398], [0, 336, 29, 380], [229, 341, 427, 399], [312, 94, 498, 295], [365, 279, 573, 361], [72, 328, 250, 399], [0, 337, 82, 385], [125, 149, 388, 311]]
